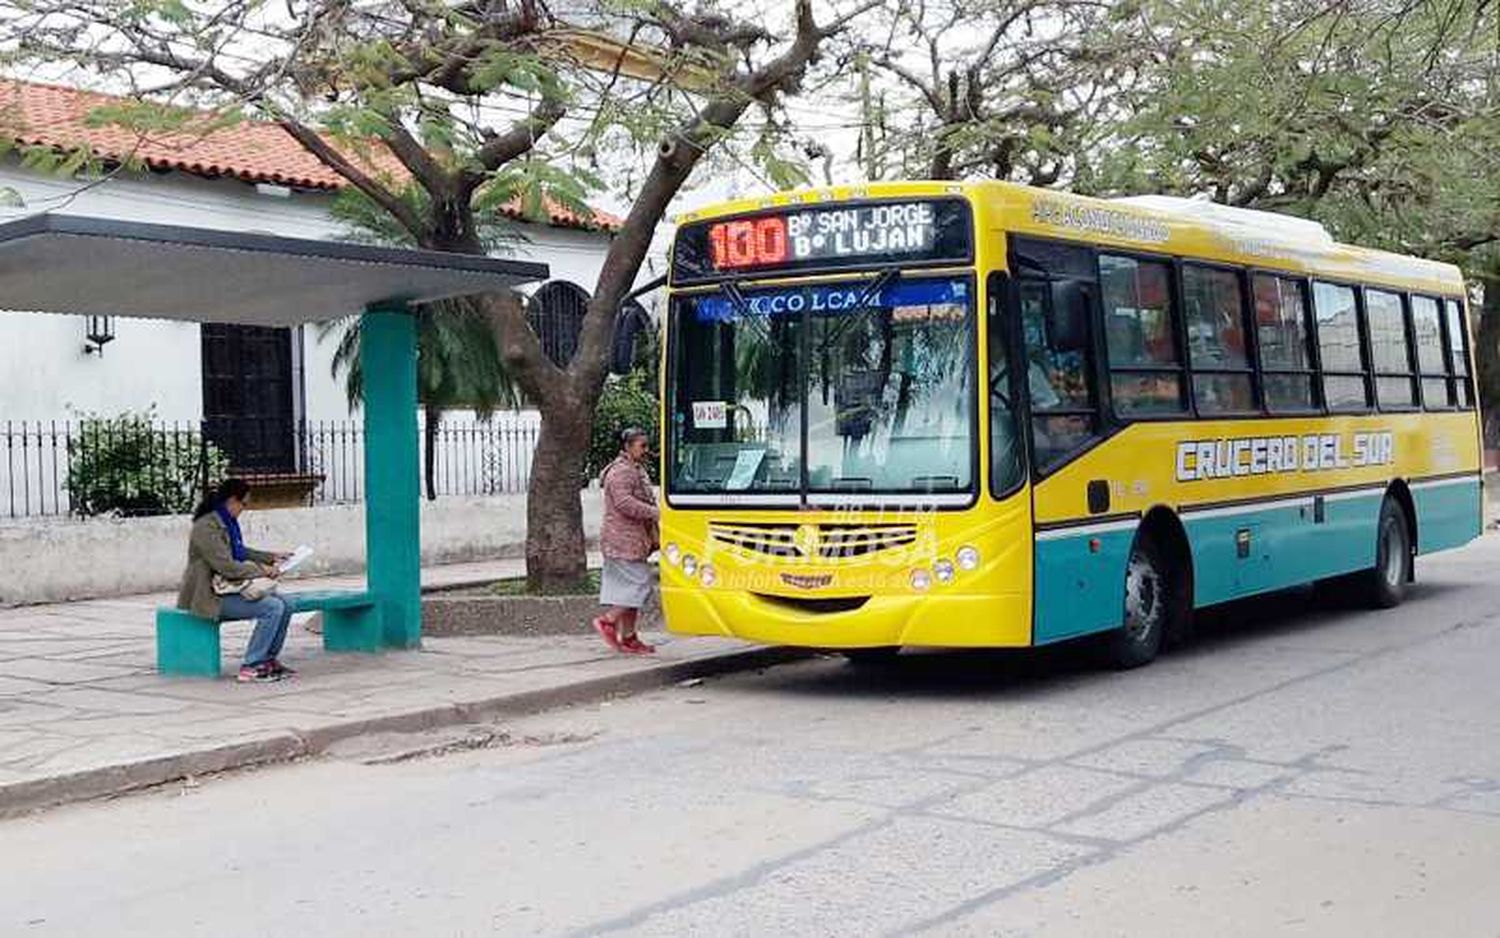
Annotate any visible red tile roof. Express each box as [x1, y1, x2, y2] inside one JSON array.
[[0, 79, 620, 232]]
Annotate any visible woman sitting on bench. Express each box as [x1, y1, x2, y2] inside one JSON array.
[[178, 479, 293, 683]]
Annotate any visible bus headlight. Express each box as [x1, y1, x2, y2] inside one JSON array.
[[910, 568, 931, 591], [956, 546, 980, 570], [664, 543, 681, 565], [682, 554, 698, 577], [699, 563, 717, 587], [933, 559, 955, 583]]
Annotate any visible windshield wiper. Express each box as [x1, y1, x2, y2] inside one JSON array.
[[823, 267, 901, 348], [852, 267, 900, 314], [717, 279, 775, 344], [719, 280, 752, 318]]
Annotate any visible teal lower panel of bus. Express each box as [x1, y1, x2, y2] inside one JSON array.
[[1032, 479, 1480, 645], [1183, 491, 1381, 608], [1033, 524, 1136, 645], [1412, 477, 1482, 554]]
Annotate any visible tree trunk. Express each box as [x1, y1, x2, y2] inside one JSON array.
[[524, 397, 593, 590], [424, 404, 441, 501], [1478, 272, 1500, 449]]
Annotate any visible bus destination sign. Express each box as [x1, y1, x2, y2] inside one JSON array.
[[673, 198, 971, 282]]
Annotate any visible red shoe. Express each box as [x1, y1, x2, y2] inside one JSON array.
[[593, 617, 622, 651], [620, 634, 656, 655]]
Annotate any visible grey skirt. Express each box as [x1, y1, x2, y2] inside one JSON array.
[[600, 558, 655, 608]]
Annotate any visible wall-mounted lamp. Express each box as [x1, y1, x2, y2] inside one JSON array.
[[83, 315, 115, 356]]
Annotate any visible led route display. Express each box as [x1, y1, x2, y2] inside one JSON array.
[[672, 198, 972, 281]]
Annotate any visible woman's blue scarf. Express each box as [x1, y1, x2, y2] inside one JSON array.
[[215, 504, 247, 562]]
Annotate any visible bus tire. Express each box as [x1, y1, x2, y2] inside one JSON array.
[[842, 647, 901, 666], [1101, 535, 1172, 670], [1360, 498, 1412, 609]]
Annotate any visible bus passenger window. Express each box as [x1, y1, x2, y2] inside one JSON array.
[[1099, 254, 1184, 416], [1018, 279, 1096, 470], [1253, 275, 1317, 412], [1445, 299, 1474, 408], [1183, 264, 1254, 414], [1366, 289, 1418, 408], [1313, 281, 1370, 411], [1410, 296, 1450, 408], [1019, 285, 1089, 410]]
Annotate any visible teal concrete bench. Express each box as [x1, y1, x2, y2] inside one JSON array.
[[156, 590, 384, 677]]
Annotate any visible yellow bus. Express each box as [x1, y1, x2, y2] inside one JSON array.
[[656, 181, 1482, 667]]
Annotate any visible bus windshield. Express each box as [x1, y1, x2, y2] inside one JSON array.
[[668, 275, 976, 501]]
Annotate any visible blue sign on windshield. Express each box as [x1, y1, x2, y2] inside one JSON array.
[[694, 278, 966, 322]]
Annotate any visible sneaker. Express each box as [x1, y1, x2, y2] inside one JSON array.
[[593, 616, 622, 651], [619, 634, 656, 655], [269, 659, 297, 677], [236, 664, 283, 684]]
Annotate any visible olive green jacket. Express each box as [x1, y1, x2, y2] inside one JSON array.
[[176, 512, 275, 619]]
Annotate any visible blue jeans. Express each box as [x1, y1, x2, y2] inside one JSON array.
[[219, 593, 293, 668]]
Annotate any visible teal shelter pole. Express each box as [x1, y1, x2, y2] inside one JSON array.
[[360, 303, 422, 648]]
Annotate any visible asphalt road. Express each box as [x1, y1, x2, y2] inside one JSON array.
[[6, 536, 1500, 937]]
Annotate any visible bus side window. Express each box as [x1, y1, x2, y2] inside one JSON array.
[[1313, 281, 1370, 412], [1018, 278, 1098, 471], [1366, 288, 1418, 409], [1099, 253, 1185, 417], [987, 273, 1024, 496], [1410, 296, 1450, 409], [1253, 275, 1318, 412], [1444, 298, 1474, 409], [1183, 264, 1256, 414]]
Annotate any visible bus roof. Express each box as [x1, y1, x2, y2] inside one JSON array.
[[674, 180, 1465, 296]]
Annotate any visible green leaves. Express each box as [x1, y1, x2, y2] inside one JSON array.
[[749, 129, 811, 190], [1108, 0, 1499, 274], [474, 159, 602, 226], [64, 406, 230, 518], [469, 48, 564, 99]]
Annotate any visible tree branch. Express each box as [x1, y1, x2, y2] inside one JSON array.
[[466, 93, 567, 179], [482, 290, 566, 402], [276, 119, 427, 239]]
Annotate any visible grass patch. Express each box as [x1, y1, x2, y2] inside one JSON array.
[[487, 568, 601, 597]]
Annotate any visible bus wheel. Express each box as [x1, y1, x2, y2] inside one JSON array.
[[1361, 498, 1412, 609], [842, 647, 901, 666], [1102, 537, 1170, 670]]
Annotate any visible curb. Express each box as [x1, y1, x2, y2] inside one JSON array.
[[0, 645, 808, 820]]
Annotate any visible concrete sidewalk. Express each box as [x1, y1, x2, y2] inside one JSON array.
[[0, 561, 787, 818]]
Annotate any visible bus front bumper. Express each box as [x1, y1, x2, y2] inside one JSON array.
[[661, 586, 1033, 649]]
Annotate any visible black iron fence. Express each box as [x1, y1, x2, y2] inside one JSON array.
[[2, 416, 541, 519]]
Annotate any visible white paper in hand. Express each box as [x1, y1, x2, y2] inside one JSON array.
[[280, 545, 315, 575]]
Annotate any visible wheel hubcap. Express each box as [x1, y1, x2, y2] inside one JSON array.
[[1125, 554, 1161, 641], [1383, 518, 1406, 587]]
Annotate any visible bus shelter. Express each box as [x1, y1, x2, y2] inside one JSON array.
[[0, 213, 546, 649]]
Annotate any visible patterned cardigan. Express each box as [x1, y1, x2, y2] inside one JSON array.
[[600, 455, 659, 561]]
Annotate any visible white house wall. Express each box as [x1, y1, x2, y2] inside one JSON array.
[[0, 164, 345, 424], [0, 158, 641, 517], [0, 161, 622, 418]]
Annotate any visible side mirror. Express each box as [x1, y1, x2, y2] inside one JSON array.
[[611, 299, 649, 375], [1049, 279, 1091, 352]]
